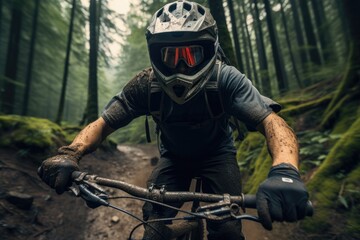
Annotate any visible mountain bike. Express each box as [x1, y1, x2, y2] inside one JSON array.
[[69, 171, 313, 240]]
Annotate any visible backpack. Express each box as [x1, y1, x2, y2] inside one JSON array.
[[145, 60, 281, 143]]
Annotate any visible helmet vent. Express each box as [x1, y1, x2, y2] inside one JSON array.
[[169, 3, 177, 12], [183, 2, 191, 11], [156, 8, 163, 18], [197, 6, 205, 15]]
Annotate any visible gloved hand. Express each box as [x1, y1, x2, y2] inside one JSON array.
[[256, 163, 309, 230], [37, 146, 81, 194]]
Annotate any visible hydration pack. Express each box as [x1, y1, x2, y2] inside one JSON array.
[[145, 60, 281, 143]]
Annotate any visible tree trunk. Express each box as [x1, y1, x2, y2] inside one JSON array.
[[310, 0, 330, 64], [289, 0, 309, 85], [1, 1, 22, 114], [299, 0, 322, 67], [22, 0, 40, 116], [56, 0, 76, 124], [278, 0, 302, 89], [240, 15, 251, 78], [0, 0, 3, 41], [252, 0, 271, 97], [263, 0, 288, 94], [82, 0, 99, 124], [240, 0, 258, 87], [207, 0, 236, 66], [335, 0, 350, 55], [227, 0, 244, 71]]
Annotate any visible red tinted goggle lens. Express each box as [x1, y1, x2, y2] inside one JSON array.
[[161, 45, 204, 68]]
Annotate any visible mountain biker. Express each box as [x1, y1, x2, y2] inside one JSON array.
[[38, 1, 309, 239]]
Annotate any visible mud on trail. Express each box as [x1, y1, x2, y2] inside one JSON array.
[[0, 145, 301, 240]]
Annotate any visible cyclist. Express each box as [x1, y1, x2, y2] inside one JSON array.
[[38, 1, 309, 239]]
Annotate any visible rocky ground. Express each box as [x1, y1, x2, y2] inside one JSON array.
[[0, 144, 306, 240]]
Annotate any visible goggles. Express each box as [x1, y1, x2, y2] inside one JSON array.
[[161, 45, 204, 69]]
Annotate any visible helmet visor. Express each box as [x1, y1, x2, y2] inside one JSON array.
[[161, 45, 204, 69]]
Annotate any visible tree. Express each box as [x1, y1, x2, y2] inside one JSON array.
[[56, 0, 76, 124], [1, 0, 22, 114], [252, 0, 271, 97], [263, 0, 288, 94], [310, 0, 331, 63], [208, 0, 236, 65], [278, 0, 302, 89], [227, 0, 244, 71], [239, 7, 251, 78], [239, 0, 258, 87], [299, 0, 321, 68], [82, 0, 100, 124], [22, 0, 40, 116]]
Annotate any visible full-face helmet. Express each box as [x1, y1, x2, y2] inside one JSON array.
[[146, 0, 219, 104]]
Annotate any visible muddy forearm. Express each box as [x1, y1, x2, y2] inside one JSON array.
[[258, 113, 299, 169], [59, 117, 115, 161]]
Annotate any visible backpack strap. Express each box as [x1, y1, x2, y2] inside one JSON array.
[[204, 60, 224, 118], [146, 71, 164, 143], [148, 79, 164, 122]]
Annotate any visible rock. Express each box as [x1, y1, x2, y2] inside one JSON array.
[[111, 216, 120, 224], [6, 191, 33, 210]]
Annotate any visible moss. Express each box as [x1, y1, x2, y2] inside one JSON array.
[[243, 144, 272, 194], [308, 118, 360, 192], [342, 164, 360, 238], [331, 101, 360, 134], [0, 115, 67, 158], [236, 132, 265, 165], [280, 94, 332, 116], [302, 118, 360, 233]]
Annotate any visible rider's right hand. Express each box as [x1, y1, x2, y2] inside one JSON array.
[[37, 154, 79, 194]]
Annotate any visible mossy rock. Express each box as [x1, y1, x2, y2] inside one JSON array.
[[0, 115, 68, 159]]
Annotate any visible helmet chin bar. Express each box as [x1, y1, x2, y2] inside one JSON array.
[[152, 55, 216, 105]]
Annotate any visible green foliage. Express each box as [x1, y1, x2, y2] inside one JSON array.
[[302, 118, 360, 235], [238, 132, 273, 194], [298, 130, 341, 171]]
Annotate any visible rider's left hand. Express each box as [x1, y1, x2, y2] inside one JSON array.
[[256, 163, 309, 230]]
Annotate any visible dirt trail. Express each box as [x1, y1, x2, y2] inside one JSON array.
[[0, 145, 301, 240]]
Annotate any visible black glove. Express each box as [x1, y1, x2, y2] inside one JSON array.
[[37, 146, 81, 194], [256, 163, 309, 230]]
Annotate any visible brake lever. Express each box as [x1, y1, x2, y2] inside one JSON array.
[[69, 186, 81, 197], [78, 184, 109, 207]]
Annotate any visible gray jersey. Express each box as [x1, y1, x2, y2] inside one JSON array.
[[102, 64, 273, 158]]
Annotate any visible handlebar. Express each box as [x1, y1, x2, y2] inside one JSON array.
[[71, 171, 251, 206], [71, 171, 313, 217]]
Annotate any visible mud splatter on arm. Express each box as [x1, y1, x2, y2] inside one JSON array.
[[59, 117, 115, 161], [257, 113, 299, 169]]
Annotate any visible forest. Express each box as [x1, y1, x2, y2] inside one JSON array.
[[0, 0, 359, 239]]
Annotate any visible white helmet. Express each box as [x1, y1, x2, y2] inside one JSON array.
[[146, 0, 219, 104]]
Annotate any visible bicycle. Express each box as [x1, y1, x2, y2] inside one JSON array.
[[69, 171, 313, 240]]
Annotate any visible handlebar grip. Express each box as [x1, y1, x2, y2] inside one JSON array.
[[243, 194, 256, 209], [243, 194, 314, 217]]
